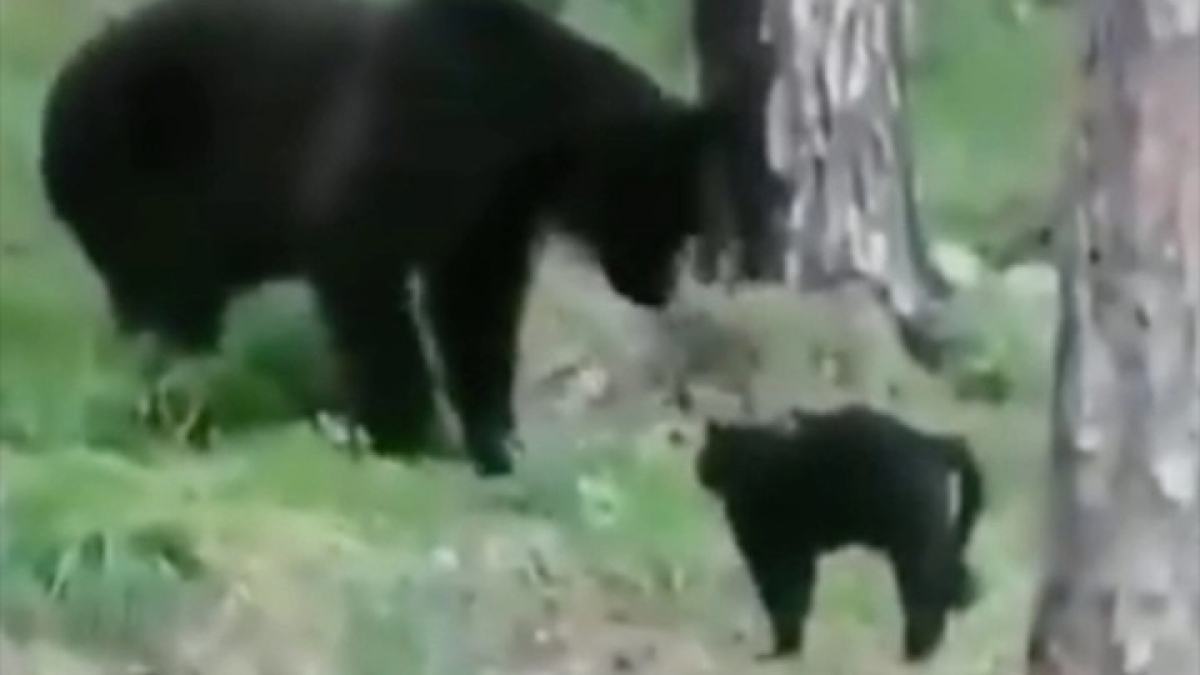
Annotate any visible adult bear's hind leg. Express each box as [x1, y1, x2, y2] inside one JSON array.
[[312, 266, 439, 459], [424, 227, 533, 478]]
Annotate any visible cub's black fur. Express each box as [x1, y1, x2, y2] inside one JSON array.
[[697, 404, 985, 662]]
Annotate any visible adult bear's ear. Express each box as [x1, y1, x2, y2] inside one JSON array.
[[935, 431, 970, 454], [936, 430, 962, 444], [679, 100, 736, 149]]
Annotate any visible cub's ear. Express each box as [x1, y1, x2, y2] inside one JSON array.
[[668, 383, 695, 413], [703, 418, 722, 438], [783, 407, 816, 430], [704, 418, 740, 446], [695, 421, 726, 493]]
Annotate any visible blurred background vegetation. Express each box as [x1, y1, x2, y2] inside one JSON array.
[[0, 0, 1071, 673]]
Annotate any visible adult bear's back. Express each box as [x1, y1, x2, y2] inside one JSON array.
[[40, 0, 675, 251], [39, 0, 374, 230], [39, 0, 720, 471]]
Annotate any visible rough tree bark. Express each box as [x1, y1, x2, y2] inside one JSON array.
[[690, 0, 954, 368], [765, 0, 953, 368], [1027, 0, 1200, 672]]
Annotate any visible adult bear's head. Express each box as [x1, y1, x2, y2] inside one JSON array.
[[546, 104, 731, 308]]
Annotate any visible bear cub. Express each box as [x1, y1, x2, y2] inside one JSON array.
[[697, 403, 986, 663]]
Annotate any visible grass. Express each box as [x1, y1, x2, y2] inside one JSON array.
[[909, 0, 1077, 252], [0, 0, 1069, 672]]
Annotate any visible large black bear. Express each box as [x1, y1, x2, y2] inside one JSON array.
[[40, 0, 727, 476], [697, 404, 986, 663]]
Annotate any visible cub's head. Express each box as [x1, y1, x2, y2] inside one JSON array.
[[696, 419, 738, 493], [696, 418, 793, 496]]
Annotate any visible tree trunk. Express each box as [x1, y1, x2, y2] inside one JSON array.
[[689, 0, 952, 367], [1027, 0, 1200, 672], [764, 0, 953, 369], [690, 0, 785, 283]]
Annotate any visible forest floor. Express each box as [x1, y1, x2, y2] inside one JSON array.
[[1, 0, 1072, 673], [0, 236, 1055, 675]]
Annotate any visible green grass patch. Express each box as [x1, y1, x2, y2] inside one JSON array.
[[910, 0, 1076, 250]]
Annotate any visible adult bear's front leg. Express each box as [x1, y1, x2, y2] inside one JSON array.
[[424, 225, 534, 478], [311, 265, 440, 460]]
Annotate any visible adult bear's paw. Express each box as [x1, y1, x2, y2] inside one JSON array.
[[311, 410, 372, 457], [136, 356, 222, 448], [469, 433, 524, 478]]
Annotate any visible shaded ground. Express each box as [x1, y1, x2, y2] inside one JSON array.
[[1, 241, 1053, 674]]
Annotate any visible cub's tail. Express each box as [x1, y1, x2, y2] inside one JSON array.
[[943, 436, 985, 552], [933, 434, 986, 608]]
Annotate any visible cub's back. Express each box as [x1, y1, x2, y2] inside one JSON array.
[[784, 406, 954, 546], [703, 406, 954, 549]]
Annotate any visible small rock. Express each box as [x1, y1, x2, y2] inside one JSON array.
[[431, 546, 461, 572], [525, 546, 557, 586], [576, 364, 612, 403], [612, 652, 637, 672], [1002, 262, 1056, 298], [577, 473, 622, 529], [606, 608, 632, 624], [933, 240, 984, 287]]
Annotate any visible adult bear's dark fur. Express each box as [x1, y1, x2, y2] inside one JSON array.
[[697, 404, 986, 663], [40, 0, 727, 476]]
